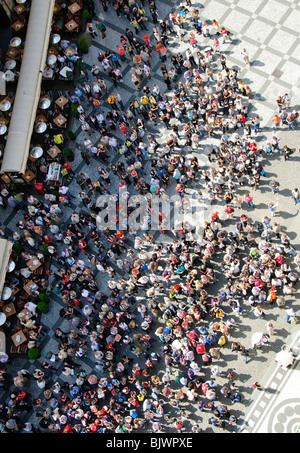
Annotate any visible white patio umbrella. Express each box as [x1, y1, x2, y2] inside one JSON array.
[[10, 37, 22, 47], [0, 125, 7, 135], [39, 98, 51, 109], [47, 54, 57, 66], [35, 122, 47, 133], [50, 34, 61, 44], [275, 348, 294, 369], [30, 147, 43, 158], [7, 260, 15, 272], [0, 100, 11, 111]]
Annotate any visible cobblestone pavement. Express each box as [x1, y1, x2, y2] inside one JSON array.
[[0, 0, 300, 434], [240, 327, 300, 433]]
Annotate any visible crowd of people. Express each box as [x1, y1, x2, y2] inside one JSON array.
[[0, 0, 299, 434]]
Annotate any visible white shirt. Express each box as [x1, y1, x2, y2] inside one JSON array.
[[25, 302, 37, 315], [59, 186, 69, 195]]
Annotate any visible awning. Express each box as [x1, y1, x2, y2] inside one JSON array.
[[0, 332, 5, 354], [0, 238, 12, 295], [0, 71, 6, 95], [0, 0, 55, 174], [0, 0, 14, 20]]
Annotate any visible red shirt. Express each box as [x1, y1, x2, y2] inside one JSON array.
[[117, 45, 125, 55]]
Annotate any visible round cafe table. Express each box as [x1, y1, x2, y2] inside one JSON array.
[[59, 66, 73, 78], [4, 60, 16, 70], [2, 71, 15, 82]]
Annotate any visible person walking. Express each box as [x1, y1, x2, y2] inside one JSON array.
[[96, 20, 106, 38], [241, 48, 250, 65], [253, 305, 265, 319], [244, 193, 254, 208], [266, 322, 275, 336], [286, 308, 297, 323], [268, 198, 279, 217], [252, 382, 264, 391], [252, 115, 263, 134]]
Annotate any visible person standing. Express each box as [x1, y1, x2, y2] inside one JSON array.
[[266, 322, 275, 336], [253, 305, 265, 319], [283, 93, 291, 108], [174, 419, 184, 433], [282, 145, 292, 160], [272, 114, 281, 130], [116, 44, 126, 63], [272, 222, 281, 238], [292, 188, 300, 205], [86, 22, 97, 39], [130, 17, 140, 35], [81, 148, 91, 165], [244, 193, 254, 208], [252, 115, 263, 134], [286, 114, 296, 131], [271, 136, 280, 152], [143, 64, 151, 81], [163, 72, 172, 90], [114, 92, 124, 110], [276, 95, 284, 112]]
